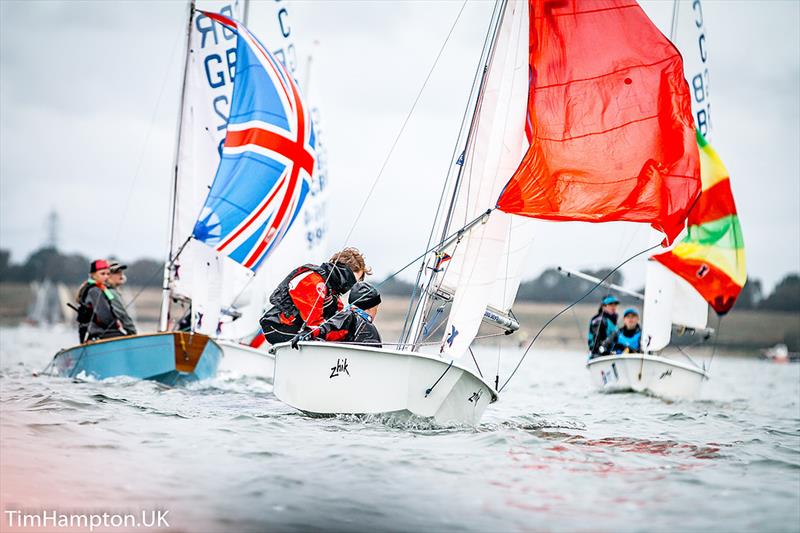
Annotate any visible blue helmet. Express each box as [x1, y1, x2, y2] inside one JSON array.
[[623, 307, 639, 317], [602, 295, 620, 305]]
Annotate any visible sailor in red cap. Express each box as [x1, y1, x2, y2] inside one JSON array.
[[74, 259, 125, 343]]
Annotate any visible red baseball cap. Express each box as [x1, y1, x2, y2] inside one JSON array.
[[90, 259, 110, 273]]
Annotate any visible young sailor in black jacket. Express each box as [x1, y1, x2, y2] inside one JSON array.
[[260, 248, 368, 345], [588, 295, 620, 355], [291, 282, 382, 348]]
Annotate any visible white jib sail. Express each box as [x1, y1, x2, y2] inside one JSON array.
[[642, 260, 708, 352], [438, 0, 532, 358]]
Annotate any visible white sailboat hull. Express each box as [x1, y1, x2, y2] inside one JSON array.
[[586, 354, 709, 400], [272, 343, 498, 426], [216, 340, 275, 382]]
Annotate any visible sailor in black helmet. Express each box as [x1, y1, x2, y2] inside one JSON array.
[[291, 281, 382, 348]]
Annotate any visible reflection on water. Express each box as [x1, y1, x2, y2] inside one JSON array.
[[1, 325, 799, 532]]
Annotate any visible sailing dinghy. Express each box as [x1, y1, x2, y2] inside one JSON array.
[[587, 132, 746, 399], [50, 2, 324, 384], [272, 0, 702, 425], [587, 0, 746, 400]]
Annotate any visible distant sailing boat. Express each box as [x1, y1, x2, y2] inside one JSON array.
[[271, 0, 701, 425], [26, 279, 70, 326], [48, 1, 324, 384], [586, 0, 746, 399]]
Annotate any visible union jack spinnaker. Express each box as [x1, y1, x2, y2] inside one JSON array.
[[193, 11, 316, 272]]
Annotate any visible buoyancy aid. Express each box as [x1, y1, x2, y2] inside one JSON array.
[[269, 264, 327, 316], [260, 262, 356, 345], [615, 325, 642, 352], [76, 279, 119, 343]]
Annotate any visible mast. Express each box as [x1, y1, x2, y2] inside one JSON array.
[[242, 0, 250, 25], [158, 0, 196, 332], [669, 0, 680, 42], [402, 0, 509, 348]]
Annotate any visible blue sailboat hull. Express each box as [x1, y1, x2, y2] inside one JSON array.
[[51, 332, 222, 385]]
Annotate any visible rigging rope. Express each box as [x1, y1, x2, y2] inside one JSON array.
[[497, 242, 661, 393], [300, 209, 494, 336], [298, 0, 470, 334], [340, 0, 469, 248], [399, 0, 502, 345], [705, 314, 724, 373], [112, 29, 184, 253]]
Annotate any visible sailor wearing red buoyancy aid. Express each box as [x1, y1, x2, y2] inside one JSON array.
[[291, 281, 383, 348], [259, 248, 369, 345]]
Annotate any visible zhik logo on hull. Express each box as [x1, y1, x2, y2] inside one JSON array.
[[330, 358, 350, 378]]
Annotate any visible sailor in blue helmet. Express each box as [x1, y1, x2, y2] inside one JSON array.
[[602, 307, 643, 354], [588, 295, 620, 355], [291, 281, 382, 348]]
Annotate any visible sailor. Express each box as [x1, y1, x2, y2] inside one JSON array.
[[291, 281, 382, 348], [106, 261, 137, 336], [588, 295, 620, 355], [602, 307, 642, 354], [75, 259, 124, 342], [259, 248, 369, 345]]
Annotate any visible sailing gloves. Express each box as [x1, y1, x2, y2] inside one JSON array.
[[290, 331, 312, 350]]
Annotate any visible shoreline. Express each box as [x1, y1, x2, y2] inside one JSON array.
[[2, 283, 796, 354]]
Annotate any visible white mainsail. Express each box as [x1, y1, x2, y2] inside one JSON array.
[[166, 0, 247, 333], [670, 0, 713, 140], [414, 0, 532, 358]]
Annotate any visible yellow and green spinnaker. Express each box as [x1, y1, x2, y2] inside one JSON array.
[[653, 130, 746, 315]]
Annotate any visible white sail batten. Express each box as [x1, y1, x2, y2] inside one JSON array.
[[437, 0, 530, 358]]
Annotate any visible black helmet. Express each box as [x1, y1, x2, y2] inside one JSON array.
[[348, 282, 381, 310]]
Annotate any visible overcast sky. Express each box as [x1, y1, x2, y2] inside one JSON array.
[[1, 0, 798, 292]]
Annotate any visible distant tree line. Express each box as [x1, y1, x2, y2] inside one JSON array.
[[0, 248, 162, 288], [377, 266, 798, 313], [1, 247, 798, 313]]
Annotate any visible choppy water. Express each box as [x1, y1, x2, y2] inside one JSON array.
[[1, 325, 798, 532]]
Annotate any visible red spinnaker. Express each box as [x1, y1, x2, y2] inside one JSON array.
[[497, 0, 701, 244]]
